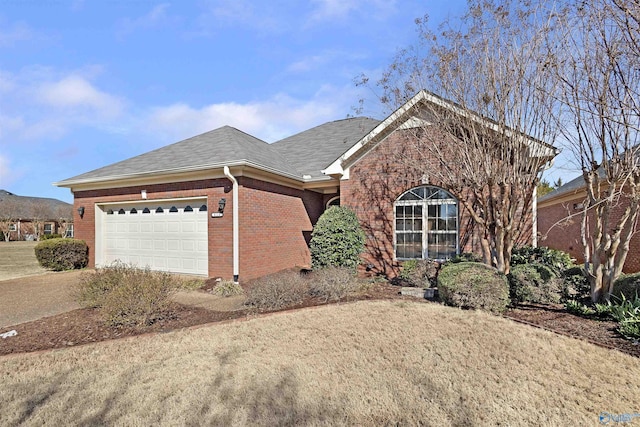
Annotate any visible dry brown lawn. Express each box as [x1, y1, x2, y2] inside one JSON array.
[[0, 241, 46, 281], [1, 300, 639, 426]]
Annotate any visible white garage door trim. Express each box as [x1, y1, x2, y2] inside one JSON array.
[[96, 197, 208, 276]]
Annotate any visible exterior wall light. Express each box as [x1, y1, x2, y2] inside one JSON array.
[[77, 206, 85, 218], [218, 198, 226, 213]]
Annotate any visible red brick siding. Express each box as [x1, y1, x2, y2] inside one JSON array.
[[341, 128, 533, 277], [538, 194, 640, 273], [73, 177, 325, 281], [237, 177, 323, 280], [73, 179, 233, 278]]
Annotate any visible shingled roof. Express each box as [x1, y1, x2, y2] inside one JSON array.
[[0, 190, 72, 220], [56, 118, 380, 186], [271, 117, 380, 179]]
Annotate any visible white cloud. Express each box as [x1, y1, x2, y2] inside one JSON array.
[[116, 3, 175, 38], [145, 91, 345, 143], [0, 21, 34, 47], [0, 155, 14, 188], [308, 0, 397, 24], [37, 75, 124, 118]]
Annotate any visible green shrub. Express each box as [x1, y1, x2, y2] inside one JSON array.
[[437, 262, 509, 313], [399, 259, 440, 288], [40, 233, 62, 240], [34, 238, 88, 271], [211, 280, 244, 297], [309, 267, 359, 302], [77, 262, 178, 327], [561, 265, 590, 301], [447, 252, 483, 264], [245, 270, 308, 311], [310, 206, 365, 270], [565, 299, 595, 316], [511, 246, 573, 272], [612, 273, 640, 301], [508, 264, 561, 304]]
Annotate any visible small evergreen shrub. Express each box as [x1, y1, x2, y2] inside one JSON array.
[[77, 262, 178, 328], [211, 280, 244, 297], [245, 270, 308, 311], [511, 246, 572, 272], [40, 233, 63, 240], [437, 262, 509, 313], [399, 259, 440, 288], [309, 266, 359, 302], [565, 299, 595, 316], [34, 238, 88, 271], [508, 264, 561, 304], [310, 206, 365, 270], [612, 273, 640, 301], [561, 265, 590, 301]]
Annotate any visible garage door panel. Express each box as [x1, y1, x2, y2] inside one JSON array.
[[102, 201, 208, 275]]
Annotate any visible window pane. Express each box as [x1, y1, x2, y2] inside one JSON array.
[[396, 219, 404, 231]]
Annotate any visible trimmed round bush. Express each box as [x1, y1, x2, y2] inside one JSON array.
[[399, 259, 440, 288], [34, 238, 88, 271], [508, 263, 561, 304], [310, 206, 365, 270], [438, 262, 509, 313], [309, 266, 359, 302], [40, 233, 63, 240], [612, 273, 640, 301]]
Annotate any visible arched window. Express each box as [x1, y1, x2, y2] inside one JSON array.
[[326, 196, 340, 209], [395, 185, 459, 260]]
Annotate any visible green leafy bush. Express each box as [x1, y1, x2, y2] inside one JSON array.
[[511, 246, 573, 272], [508, 264, 561, 304], [245, 270, 308, 311], [612, 273, 640, 301], [437, 262, 509, 313], [40, 233, 63, 240], [34, 238, 88, 271], [561, 265, 590, 301], [565, 299, 595, 316], [76, 262, 178, 327], [211, 280, 244, 297], [310, 206, 365, 270], [399, 259, 440, 288], [309, 266, 359, 302]]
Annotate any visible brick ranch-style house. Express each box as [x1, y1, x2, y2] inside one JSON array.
[[0, 190, 73, 241], [538, 173, 640, 273], [55, 91, 557, 281]]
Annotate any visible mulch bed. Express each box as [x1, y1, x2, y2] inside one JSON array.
[[1, 284, 638, 358], [504, 303, 640, 358]]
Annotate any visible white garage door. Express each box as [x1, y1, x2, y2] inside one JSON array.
[[101, 199, 208, 275]]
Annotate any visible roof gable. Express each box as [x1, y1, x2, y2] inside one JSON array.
[[323, 90, 559, 177]]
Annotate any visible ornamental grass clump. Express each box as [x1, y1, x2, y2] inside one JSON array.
[[211, 280, 244, 297], [76, 262, 179, 328], [438, 262, 509, 313], [309, 266, 359, 302], [310, 206, 365, 270], [245, 270, 308, 311]]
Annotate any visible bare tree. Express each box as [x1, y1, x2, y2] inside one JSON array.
[[360, 0, 560, 274], [28, 200, 50, 241], [551, 0, 640, 302], [54, 204, 73, 237], [0, 197, 19, 242]]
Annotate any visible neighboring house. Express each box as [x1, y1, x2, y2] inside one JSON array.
[[0, 190, 73, 241], [537, 173, 640, 273], [55, 91, 556, 280]]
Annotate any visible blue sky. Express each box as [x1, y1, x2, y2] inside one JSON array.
[[0, 0, 572, 203]]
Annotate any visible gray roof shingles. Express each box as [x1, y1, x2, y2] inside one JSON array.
[[0, 190, 72, 219], [57, 119, 380, 185]]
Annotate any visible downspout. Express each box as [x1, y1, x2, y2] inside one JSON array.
[[223, 166, 239, 283], [532, 185, 538, 248]]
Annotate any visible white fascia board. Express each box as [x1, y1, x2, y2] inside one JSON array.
[[322, 91, 430, 177]]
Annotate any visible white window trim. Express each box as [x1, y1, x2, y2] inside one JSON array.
[[394, 186, 460, 261]]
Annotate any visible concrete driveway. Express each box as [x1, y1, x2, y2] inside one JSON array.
[[0, 271, 83, 329]]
